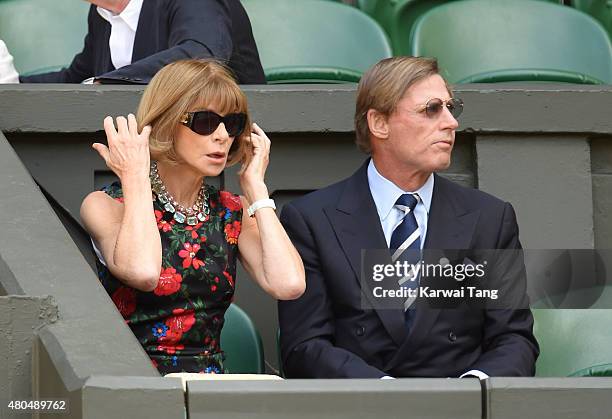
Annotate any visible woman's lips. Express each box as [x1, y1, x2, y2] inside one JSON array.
[[206, 153, 226, 162]]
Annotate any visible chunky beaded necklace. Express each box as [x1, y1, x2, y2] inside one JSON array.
[[149, 161, 210, 225]]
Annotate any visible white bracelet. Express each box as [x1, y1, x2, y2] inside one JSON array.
[[247, 198, 276, 217]]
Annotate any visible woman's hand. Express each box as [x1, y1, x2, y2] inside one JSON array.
[[239, 123, 271, 205], [93, 114, 152, 180]]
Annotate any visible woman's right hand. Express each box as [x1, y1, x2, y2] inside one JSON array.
[[93, 114, 152, 180]]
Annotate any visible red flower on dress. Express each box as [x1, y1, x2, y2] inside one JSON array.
[[223, 271, 235, 288], [153, 267, 183, 296], [111, 286, 137, 317], [220, 191, 242, 212], [178, 242, 205, 269], [185, 222, 203, 240], [167, 308, 196, 334], [155, 210, 174, 232], [211, 284, 217, 292], [157, 343, 184, 354], [224, 221, 241, 244], [114, 197, 125, 203], [159, 327, 183, 344]]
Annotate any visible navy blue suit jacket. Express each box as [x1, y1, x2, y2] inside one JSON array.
[[20, 0, 265, 84], [278, 160, 539, 378]]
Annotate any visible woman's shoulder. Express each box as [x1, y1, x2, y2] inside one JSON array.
[[80, 182, 124, 234]]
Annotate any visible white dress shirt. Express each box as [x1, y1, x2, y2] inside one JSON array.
[[96, 0, 143, 70]]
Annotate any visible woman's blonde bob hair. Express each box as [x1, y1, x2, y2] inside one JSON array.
[[137, 59, 251, 166]]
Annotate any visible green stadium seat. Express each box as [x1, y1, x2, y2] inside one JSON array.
[[357, 0, 563, 56], [220, 303, 265, 373], [357, 0, 454, 56], [0, 0, 89, 76], [533, 286, 612, 377], [409, 0, 612, 84], [572, 0, 612, 41], [242, 0, 392, 83]]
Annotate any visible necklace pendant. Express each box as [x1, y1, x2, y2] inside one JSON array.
[[158, 194, 169, 204], [197, 212, 208, 222], [173, 211, 186, 224], [164, 202, 175, 213], [186, 216, 198, 226]]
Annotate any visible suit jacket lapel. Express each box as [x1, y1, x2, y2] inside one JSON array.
[[131, 1, 155, 61], [93, 11, 113, 73], [324, 161, 406, 346]]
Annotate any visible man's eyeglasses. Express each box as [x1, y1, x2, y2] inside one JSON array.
[[180, 110, 247, 137], [418, 98, 464, 119]]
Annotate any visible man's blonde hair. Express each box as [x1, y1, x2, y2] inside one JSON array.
[[137, 59, 250, 166], [355, 56, 449, 154]]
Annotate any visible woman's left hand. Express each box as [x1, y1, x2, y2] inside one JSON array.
[[239, 123, 271, 204]]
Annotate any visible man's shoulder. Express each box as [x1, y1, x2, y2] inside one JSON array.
[[435, 175, 509, 213], [285, 177, 350, 214]]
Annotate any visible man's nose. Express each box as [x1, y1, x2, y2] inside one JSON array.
[[441, 106, 459, 130]]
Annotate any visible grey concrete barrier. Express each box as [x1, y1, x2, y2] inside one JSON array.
[[81, 376, 184, 419], [187, 378, 482, 419], [0, 295, 58, 419], [0, 132, 161, 398], [485, 377, 612, 419]]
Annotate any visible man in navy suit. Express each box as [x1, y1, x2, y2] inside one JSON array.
[[278, 57, 538, 378], [14, 0, 265, 84]]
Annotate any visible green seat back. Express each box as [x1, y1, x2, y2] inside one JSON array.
[[357, 0, 455, 56], [242, 0, 392, 83], [534, 287, 612, 377], [357, 0, 562, 56], [0, 0, 89, 75], [410, 0, 612, 84], [573, 0, 612, 41], [220, 303, 265, 373]]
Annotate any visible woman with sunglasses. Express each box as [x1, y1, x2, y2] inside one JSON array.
[[80, 59, 305, 374]]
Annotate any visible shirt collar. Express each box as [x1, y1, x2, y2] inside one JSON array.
[[97, 0, 143, 31], [367, 159, 434, 221]]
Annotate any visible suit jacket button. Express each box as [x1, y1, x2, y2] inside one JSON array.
[[448, 331, 457, 342], [356, 326, 365, 336]]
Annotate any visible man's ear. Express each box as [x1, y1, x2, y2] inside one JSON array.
[[366, 109, 389, 140]]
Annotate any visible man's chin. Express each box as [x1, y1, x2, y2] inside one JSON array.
[[432, 158, 452, 172]]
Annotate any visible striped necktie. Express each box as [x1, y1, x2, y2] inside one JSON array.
[[390, 193, 421, 328]]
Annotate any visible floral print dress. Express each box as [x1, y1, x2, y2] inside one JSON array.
[[96, 181, 243, 375]]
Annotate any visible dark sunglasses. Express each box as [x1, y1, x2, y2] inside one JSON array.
[[180, 110, 247, 137], [418, 98, 464, 119]]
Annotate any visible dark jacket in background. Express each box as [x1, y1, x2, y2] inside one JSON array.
[[20, 0, 265, 84]]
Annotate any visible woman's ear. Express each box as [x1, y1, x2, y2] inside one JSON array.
[[367, 109, 389, 140]]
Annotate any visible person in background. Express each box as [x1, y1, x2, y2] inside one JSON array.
[[0, 0, 265, 84], [80, 59, 302, 374]]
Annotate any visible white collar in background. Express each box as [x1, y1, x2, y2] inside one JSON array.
[[97, 0, 143, 31]]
